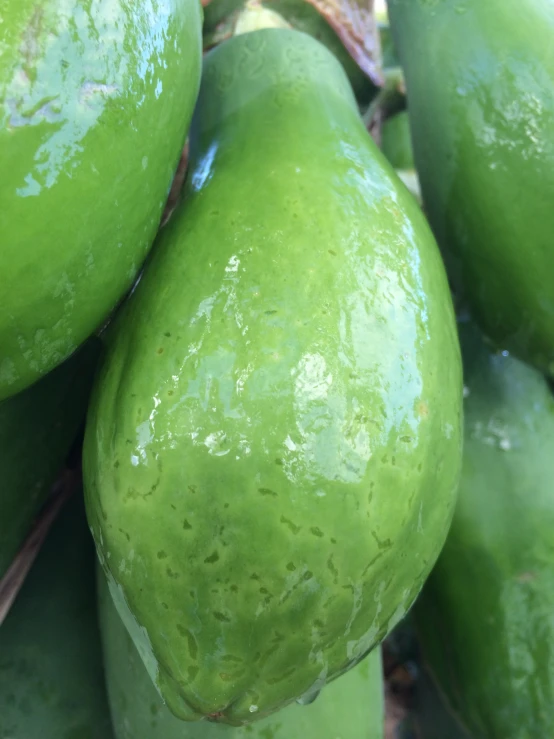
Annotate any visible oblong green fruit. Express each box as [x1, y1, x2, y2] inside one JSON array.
[[98, 569, 384, 739], [84, 28, 462, 725], [202, 0, 378, 105], [413, 321, 554, 737], [387, 0, 554, 375], [0, 0, 202, 400], [0, 339, 99, 578], [0, 493, 114, 738]]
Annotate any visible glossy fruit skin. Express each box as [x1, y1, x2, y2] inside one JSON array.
[[0, 0, 202, 400], [98, 570, 384, 739], [0, 493, 113, 738], [414, 321, 554, 737], [387, 0, 554, 375], [0, 339, 99, 578], [84, 28, 462, 725]]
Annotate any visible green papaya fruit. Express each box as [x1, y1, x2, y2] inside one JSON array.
[[203, 0, 378, 105], [0, 339, 99, 578], [84, 28, 462, 725], [0, 492, 113, 738], [413, 321, 554, 737], [387, 0, 554, 375], [0, 0, 203, 400], [98, 569, 384, 739]]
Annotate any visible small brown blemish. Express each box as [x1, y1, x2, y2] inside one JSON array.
[[418, 401, 429, 418]]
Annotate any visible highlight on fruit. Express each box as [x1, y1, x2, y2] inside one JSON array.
[[1, 1, 552, 737]]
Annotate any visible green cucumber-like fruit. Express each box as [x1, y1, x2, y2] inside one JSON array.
[[0, 493, 113, 738], [387, 0, 554, 375], [0, 339, 99, 578], [84, 28, 462, 725], [413, 321, 554, 737], [0, 0, 202, 400], [98, 569, 384, 739]]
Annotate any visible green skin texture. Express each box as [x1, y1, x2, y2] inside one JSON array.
[[84, 29, 462, 725], [98, 570, 384, 739], [414, 322, 554, 737], [0, 0, 202, 401], [203, 0, 377, 104], [387, 0, 554, 376], [0, 339, 99, 578], [380, 111, 414, 173], [0, 493, 114, 739]]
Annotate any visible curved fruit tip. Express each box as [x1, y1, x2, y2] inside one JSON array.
[[234, 0, 292, 33]]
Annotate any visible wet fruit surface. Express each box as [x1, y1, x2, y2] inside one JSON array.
[[414, 321, 554, 737], [388, 0, 554, 375], [98, 568, 385, 739], [84, 28, 462, 725], [0, 0, 202, 399]]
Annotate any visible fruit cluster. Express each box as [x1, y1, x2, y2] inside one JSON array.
[[1, 1, 552, 737]]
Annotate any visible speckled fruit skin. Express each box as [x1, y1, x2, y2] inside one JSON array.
[[98, 569, 385, 739], [84, 28, 462, 725], [0, 0, 202, 400], [203, 0, 378, 105], [414, 322, 554, 738], [0, 494, 114, 739], [387, 0, 554, 375], [0, 338, 99, 578]]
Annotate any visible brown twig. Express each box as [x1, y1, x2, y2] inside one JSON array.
[[0, 469, 80, 625]]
